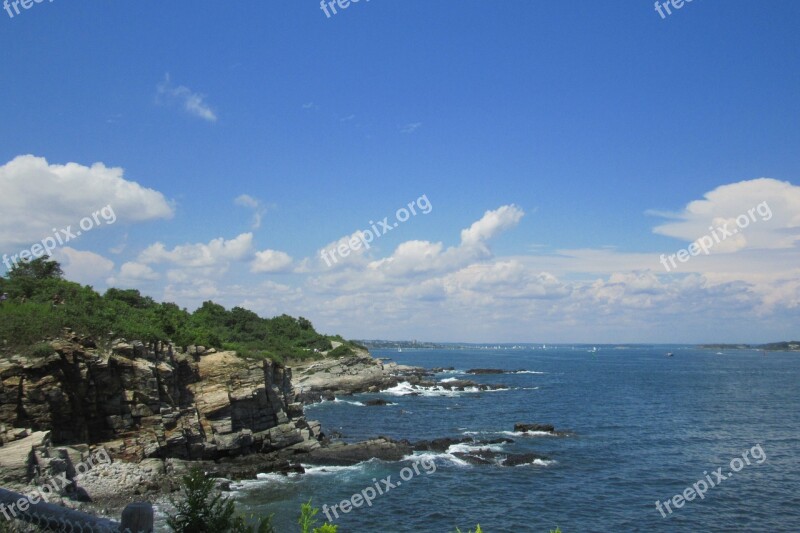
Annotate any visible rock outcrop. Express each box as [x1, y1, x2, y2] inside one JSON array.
[[291, 354, 427, 403], [0, 333, 315, 466]]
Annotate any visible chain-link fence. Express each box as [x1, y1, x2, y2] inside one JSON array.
[[0, 488, 152, 533]]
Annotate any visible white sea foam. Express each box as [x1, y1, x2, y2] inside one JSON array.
[[514, 370, 546, 374], [383, 381, 493, 397], [300, 462, 373, 475], [233, 460, 374, 491], [499, 430, 555, 437], [508, 458, 556, 467], [403, 451, 471, 467], [447, 441, 507, 454], [334, 398, 365, 406]]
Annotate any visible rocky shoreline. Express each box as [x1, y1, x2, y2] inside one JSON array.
[[0, 335, 521, 517]]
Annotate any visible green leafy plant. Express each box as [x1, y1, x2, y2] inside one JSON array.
[[167, 467, 274, 533], [298, 500, 337, 533]]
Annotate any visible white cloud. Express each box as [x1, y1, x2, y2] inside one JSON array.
[[652, 178, 800, 251], [460, 205, 525, 248], [49, 179, 799, 343], [234, 194, 267, 229], [121, 262, 160, 281], [316, 231, 374, 270], [400, 122, 422, 134], [251, 249, 293, 273], [234, 194, 259, 209], [54, 247, 114, 287], [0, 155, 174, 249], [139, 233, 253, 267], [106, 261, 161, 287], [444, 260, 569, 300], [157, 74, 217, 122]]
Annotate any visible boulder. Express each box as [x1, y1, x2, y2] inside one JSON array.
[[364, 399, 391, 406], [0, 430, 50, 483], [503, 453, 549, 467], [306, 437, 412, 465]]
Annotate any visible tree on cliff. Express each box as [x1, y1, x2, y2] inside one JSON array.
[[0, 258, 360, 362]]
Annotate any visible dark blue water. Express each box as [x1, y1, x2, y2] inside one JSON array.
[[235, 347, 800, 532]]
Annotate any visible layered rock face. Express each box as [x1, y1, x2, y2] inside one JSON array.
[[0, 333, 314, 463], [292, 354, 428, 403]]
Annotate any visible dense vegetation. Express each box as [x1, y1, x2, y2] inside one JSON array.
[[0, 257, 362, 363]]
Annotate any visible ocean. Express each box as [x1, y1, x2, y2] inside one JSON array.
[[233, 346, 800, 532]]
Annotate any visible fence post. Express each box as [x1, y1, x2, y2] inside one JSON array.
[[120, 501, 154, 533]]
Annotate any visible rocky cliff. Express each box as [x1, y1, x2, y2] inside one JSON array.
[[0, 332, 318, 465]]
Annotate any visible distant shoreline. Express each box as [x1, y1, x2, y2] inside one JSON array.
[[698, 342, 800, 352], [360, 340, 800, 352]]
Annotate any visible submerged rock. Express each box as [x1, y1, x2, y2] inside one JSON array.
[[514, 423, 555, 433], [364, 398, 391, 406]]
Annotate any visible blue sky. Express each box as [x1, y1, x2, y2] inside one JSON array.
[[1, 1, 799, 342]]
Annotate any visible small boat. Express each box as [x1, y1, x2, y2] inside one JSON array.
[[666, 352, 674, 357], [716, 352, 724, 355]]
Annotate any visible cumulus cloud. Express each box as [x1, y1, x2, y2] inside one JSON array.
[[316, 230, 374, 270], [0, 155, 174, 249], [47, 179, 798, 343], [157, 74, 217, 122], [121, 262, 160, 281], [54, 247, 115, 287], [444, 260, 569, 300], [368, 204, 526, 277], [139, 233, 253, 267], [251, 249, 293, 273], [461, 205, 525, 248], [652, 178, 800, 251]]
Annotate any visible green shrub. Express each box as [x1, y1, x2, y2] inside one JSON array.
[[0, 302, 63, 348], [327, 345, 353, 358], [298, 500, 337, 533], [167, 467, 274, 533], [0, 259, 359, 367]]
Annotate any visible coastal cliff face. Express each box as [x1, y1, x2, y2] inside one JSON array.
[[0, 333, 446, 510], [0, 333, 316, 464]]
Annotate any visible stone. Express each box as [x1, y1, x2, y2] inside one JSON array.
[[0, 430, 50, 483]]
